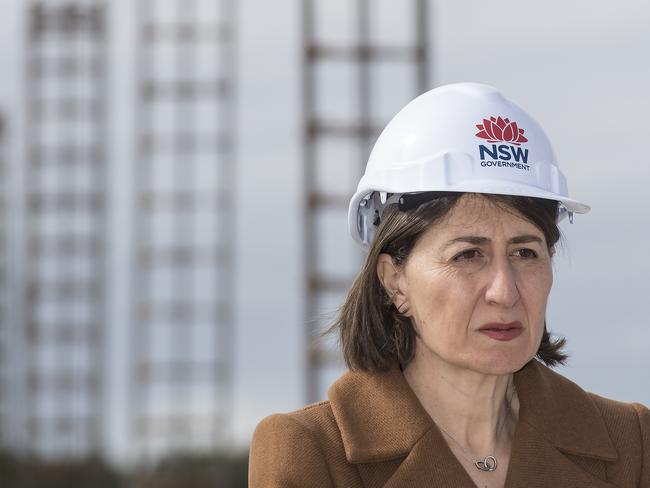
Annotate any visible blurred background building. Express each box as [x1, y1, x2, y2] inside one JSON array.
[[20, 1, 107, 460], [129, 0, 236, 462], [1, 0, 242, 479], [0, 0, 648, 486], [0, 114, 8, 447]]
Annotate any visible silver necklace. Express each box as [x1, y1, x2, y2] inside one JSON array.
[[432, 387, 515, 473]]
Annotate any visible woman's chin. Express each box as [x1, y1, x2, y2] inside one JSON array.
[[467, 352, 534, 376]]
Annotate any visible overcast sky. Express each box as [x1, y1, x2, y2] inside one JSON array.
[[1, 0, 649, 463]]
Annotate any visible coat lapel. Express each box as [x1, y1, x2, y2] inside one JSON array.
[[328, 359, 620, 488], [504, 418, 617, 488], [503, 359, 619, 488], [381, 426, 477, 487], [327, 361, 434, 464]]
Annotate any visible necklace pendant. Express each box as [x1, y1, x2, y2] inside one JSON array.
[[475, 455, 497, 472]]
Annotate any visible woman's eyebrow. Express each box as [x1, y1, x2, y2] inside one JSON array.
[[510, 235, 544, 245], [442, 234, 543, 250]]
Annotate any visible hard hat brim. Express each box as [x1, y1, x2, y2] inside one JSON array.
[[348, 183, 590, 250]]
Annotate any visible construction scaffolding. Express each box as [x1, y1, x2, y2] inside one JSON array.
[[22, 1, 107, 458], [130, 0, 236, 461], [303, 0, 430, 402]]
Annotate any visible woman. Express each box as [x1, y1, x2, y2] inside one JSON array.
[[249, 83, 650, 487]]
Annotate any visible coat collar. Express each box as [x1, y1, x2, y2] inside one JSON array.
[[328, 359, 619, 487]]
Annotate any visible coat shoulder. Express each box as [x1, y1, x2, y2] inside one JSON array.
[[249, 401, 362, 488], [587, 391, 648, 435], [288, 400, 340, 437], [280, 400, 350, 455], [587, 391, 643, 422], [631, 402, 650, 486], [587, 392, 650, 484]]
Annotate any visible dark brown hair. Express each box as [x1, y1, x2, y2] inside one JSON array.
[[326, 191, 568, 372]]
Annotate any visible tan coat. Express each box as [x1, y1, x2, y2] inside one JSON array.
[[249, 359, 650, 487]]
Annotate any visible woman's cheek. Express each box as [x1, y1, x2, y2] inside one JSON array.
[[518, 262, 553, 294]]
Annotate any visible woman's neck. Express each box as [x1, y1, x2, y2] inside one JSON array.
[[401, 348, 520, 457]]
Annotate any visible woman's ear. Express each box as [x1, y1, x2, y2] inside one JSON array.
[[377, 253, 410, 315], [377, 253, 399, 293], [549, 245, 556, 257]]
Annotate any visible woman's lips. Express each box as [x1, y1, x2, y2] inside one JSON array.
[[478, 321, 523, 341], [479, 328, 523, 341]]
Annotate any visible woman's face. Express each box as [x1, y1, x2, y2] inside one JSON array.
[[379, 194, 554, 375]]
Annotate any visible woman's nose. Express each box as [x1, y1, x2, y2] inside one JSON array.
[[484, 257, 520, 308]]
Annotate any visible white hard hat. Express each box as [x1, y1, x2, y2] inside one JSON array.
[[348, 82, 590, 249]]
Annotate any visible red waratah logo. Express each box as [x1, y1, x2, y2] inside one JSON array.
[[475, 116, 528, 145]]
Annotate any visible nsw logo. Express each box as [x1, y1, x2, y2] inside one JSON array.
[[475, 116, 530, 171]]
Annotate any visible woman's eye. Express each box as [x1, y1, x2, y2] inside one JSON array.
[[513, 248, 538, 259], [453, 249, 482, 262]]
